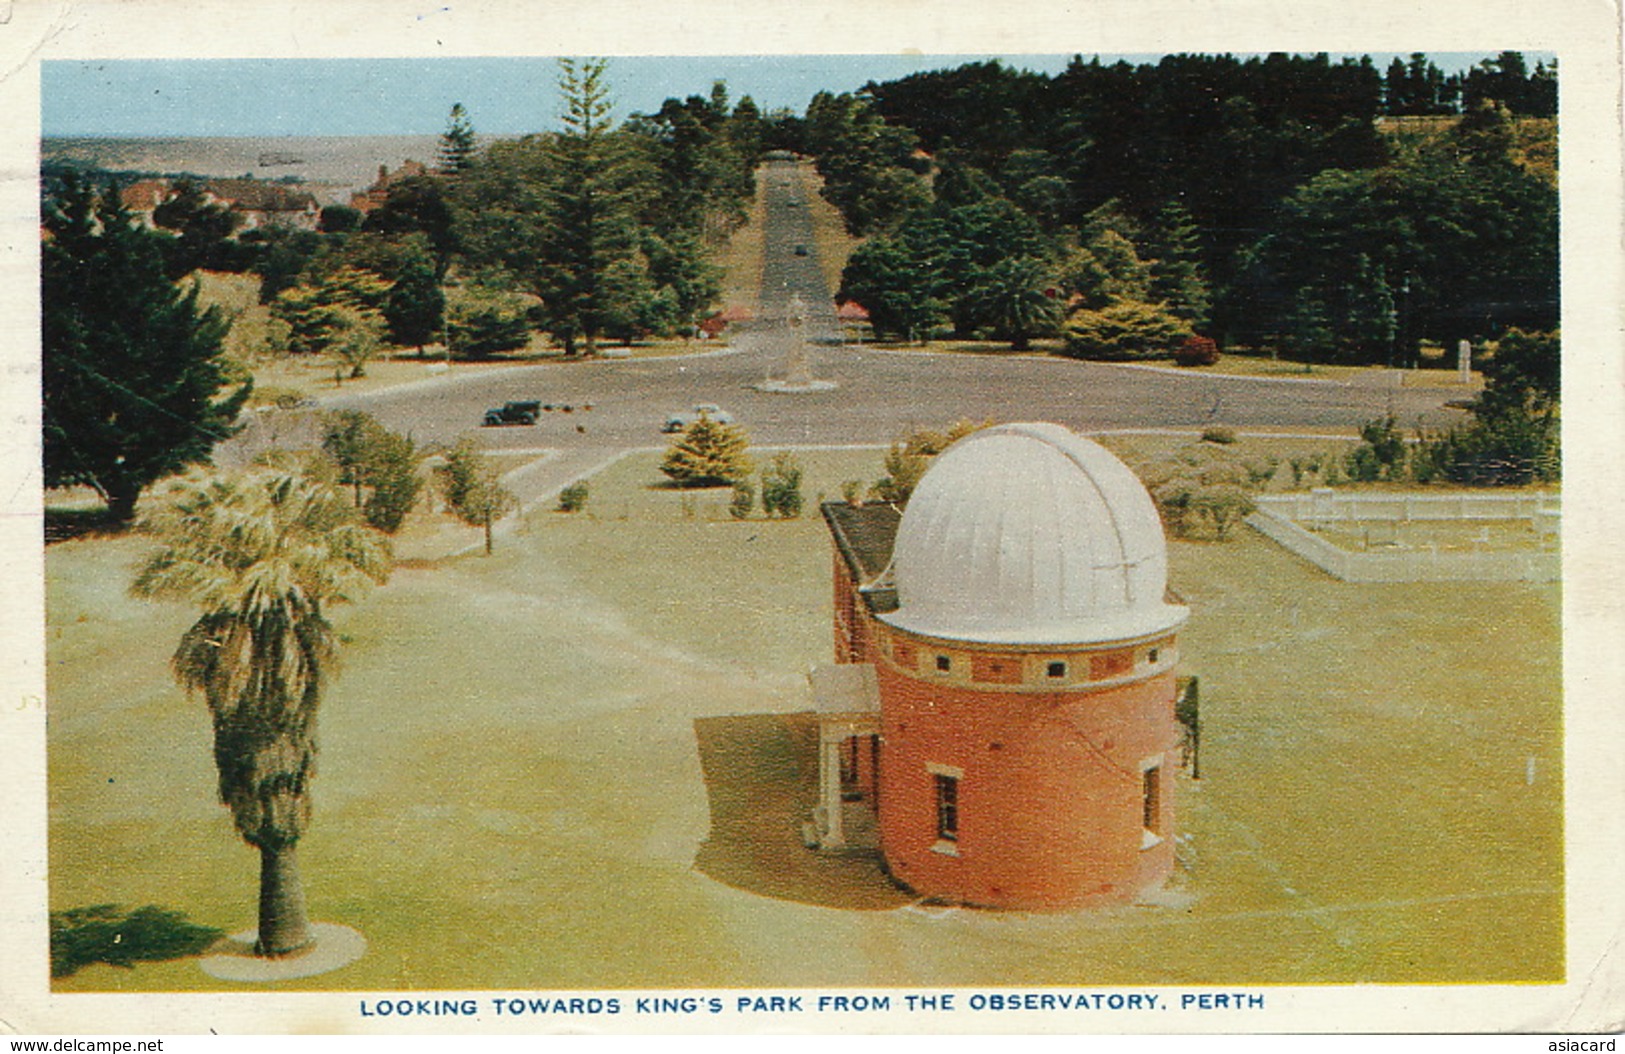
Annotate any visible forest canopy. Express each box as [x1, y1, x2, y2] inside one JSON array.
[[799, 51, 1557, 364]]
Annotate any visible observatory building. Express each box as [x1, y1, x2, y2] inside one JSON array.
[[812, 423, 1189, 910]]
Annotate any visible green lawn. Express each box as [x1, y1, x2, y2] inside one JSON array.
[[46, 448, 1562, 990]]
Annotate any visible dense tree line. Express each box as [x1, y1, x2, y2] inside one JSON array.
[[1379, 52, 1556, 118], [811, 52, 1556, 372]]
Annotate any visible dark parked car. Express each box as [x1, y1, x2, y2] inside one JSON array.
[[793, 244, 809, 256], [484, 400, 541, 426]]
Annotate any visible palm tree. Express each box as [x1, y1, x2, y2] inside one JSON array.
[[131, 468, 391, 957], [972, 256, 1064, 351]]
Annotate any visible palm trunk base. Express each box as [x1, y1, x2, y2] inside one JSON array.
[[255, 843, 313, 957]]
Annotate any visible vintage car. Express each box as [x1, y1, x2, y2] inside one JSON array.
[[483, 400, 542, 426], [660, 404, 734, 433]]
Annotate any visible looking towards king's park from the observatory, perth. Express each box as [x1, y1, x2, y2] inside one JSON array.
[[41, 52, 1560, 991]]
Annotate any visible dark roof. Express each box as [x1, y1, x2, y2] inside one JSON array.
[[820, 500, 901, 615]]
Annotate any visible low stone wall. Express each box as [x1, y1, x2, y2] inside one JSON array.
[[1247, 490, 1560, 583]]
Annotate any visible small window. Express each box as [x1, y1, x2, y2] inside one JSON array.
[[935, 654, 952, 673], [1147, 648, 1161, 664], [1142, 766, 1162, 834], [934, 773, 959, 842], [1047, 661, 1068, 678]]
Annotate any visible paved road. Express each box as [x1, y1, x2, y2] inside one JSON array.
[[245, 160, 1467, 503]]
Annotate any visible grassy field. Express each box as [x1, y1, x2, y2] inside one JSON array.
[[859, 337, 1485, 389], [796, 162, 858, 297], [1313, 519, 1551, 554], [717, 169, 767, 316], [46, 446, 1562, 990]]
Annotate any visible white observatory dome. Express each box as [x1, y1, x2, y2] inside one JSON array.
[[880, 423, 1188, 645]]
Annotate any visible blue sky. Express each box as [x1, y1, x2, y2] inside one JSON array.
[[41, 53, 1535, 138]]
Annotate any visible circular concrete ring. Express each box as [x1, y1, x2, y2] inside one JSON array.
[[198, 923, 366, 982]]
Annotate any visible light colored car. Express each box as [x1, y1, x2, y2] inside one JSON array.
[[661, 403, 734, 433]]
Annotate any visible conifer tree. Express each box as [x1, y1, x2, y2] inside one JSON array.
[[538, 58, 643, 355], [1146, 201, 1212, 329], [42, 176, 250, 522], [437, 103, 478, 175], [384, 253, 445, 354], [760, 453, 805, 518], [659, 415, 753, 487]]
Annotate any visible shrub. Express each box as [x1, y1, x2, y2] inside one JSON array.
[[760, 453, 804, 519], [1416, 404, 1559, 486], [1301, 452, 1327, 477], [1137, 441, 1268, 541], [1187, 484, 1256, 539], [557, 480, 589, 513], [1200, 425, 1237, 444], [1359, 415, 1406, 469], [902, 428, 949, 457], [871, 442, 929, 506], [900, 419, 993, 457], [1061, 298, 1194, 360], [944, 418, 994, 446], [319, 410, 422, 533], [1343, 443, 1384, 483], [444, 285, 532, 359], [1338, 416, 1409, 483], [729, 480, 755, 520], [840, 480, 866, 505], [1243, 456, 1280, 487], [360, 429, 424, 533], [325, 304, 386, 380], [1174, 335, 1220, 367], [660, 414, 753, 487], [1195, 455, 1248, 487], [436, 439, 515, 553]]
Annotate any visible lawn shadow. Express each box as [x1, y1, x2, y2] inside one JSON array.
[[44, 506, 130, 545], [692, 712, 911, 911], [50, 904, 225, 978], [646, 479, 735, 491]]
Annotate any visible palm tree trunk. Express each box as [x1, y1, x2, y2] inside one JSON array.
[[255, 843, 313, 957]]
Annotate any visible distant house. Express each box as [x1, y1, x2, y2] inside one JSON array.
[[118, 177, 320, 232], [350, 160, 430, 213], [204, 179, 321, 231]]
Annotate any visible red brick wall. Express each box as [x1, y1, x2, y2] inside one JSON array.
[[970, 653, 1025, 685], [875, 655, 1179, 910], [832, 553, 870, 664]]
